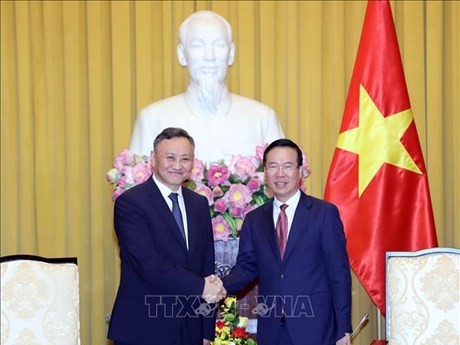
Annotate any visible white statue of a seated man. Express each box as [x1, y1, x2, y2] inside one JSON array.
[[129, 10, 284, 163]]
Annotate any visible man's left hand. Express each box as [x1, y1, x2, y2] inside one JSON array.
[[336, 333, 351, 345], [203, 339, 211, 345]]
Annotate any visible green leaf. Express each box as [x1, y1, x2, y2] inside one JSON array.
[[224, 313, 235, 322], [222, 213, 238, 238], [184, 181, 196, 190], [229, 175, 242, 184], [253, 195, 264, 206], [220, 185, 230, 193]]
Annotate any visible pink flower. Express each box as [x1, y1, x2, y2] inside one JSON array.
[[227, 184, 252, 209], [207, 164, 230, 186], [214, 198, 228, 213], [246, 177, 261, 192], [195, 185, 214, 206], [242, 204, 257, 218], [107, 144, 312, 241], [229, 207, 243, 218], [114, 149, 135, 170], [132, 163, 151, 183], [112, 187, 124, 201], [212, 186, 224, 197], [134, 154, 150, 165], [212, 216, 231, 242], [229, 155, 257, 179], [190, 158, 205, 182], [117, 172, 132, 188], [255, 143, 269, 161], [300, 148, 312, 179]]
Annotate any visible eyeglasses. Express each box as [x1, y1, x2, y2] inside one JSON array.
[[265, 163, 299, 174]]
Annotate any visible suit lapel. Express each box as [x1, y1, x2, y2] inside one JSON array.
[[283, 192, 312, 262], [146, 178, 188, 253], [261, 200, 282, 262], [182, 187, 197, 258]]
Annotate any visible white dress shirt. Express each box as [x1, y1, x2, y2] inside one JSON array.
[[272, 189, 301, 238], [152, 174, 189, 249]]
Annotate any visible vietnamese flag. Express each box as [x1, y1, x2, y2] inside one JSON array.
[[324, 0, 438, 316]]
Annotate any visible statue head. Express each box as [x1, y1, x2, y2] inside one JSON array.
[[177, 11, 236, 111]]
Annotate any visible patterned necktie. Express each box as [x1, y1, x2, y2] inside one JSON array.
[[169, 193, 186, 242], [276, 204, 289, 259]]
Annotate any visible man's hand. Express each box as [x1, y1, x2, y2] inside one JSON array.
[[336, 333, 351, 345], [203, 339, 211, 345], [202, 274, 227, 303]]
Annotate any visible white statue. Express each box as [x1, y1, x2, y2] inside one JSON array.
[[129, 10, 284, 164]]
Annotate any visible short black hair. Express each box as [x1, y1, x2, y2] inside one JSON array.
[[263, 139, 303, 167], [153, 127, 195, 150]]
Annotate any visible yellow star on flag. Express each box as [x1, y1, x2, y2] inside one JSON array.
[[337, 84, 422, 196]]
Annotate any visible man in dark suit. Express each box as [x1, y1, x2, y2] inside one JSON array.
[[223, 139, 352, 345], [108, 127, 225, 345]]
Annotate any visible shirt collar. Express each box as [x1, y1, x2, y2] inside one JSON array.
[[152, 174, 183, 200], [273, 189, 301, 210]]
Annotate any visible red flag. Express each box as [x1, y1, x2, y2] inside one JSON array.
[[324, 0, 438, 316]]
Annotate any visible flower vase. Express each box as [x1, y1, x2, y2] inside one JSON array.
[[214, 239, 258, 333], [214, 238, 239, 277]]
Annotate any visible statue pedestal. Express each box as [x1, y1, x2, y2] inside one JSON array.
[[214, 239, 258, 333]]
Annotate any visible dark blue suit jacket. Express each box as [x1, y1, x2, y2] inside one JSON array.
[[223, 192, 352, 345], [108, 176, 216, 345]]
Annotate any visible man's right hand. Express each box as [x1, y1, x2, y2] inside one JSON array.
[[202, 274, 227, 303]]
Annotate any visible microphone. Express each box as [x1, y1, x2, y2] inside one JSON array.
[[351, 313, 370, 339]]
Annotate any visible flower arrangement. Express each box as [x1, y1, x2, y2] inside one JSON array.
[[213, 297, 255, 345], [106, 144, 311, 241], [106, 149, 153, 200]]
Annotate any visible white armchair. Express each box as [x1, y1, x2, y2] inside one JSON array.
[[386, 247, 460, 345], [1, 255, 80, 345]]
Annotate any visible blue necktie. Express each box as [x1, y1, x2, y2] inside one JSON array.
[[169, 193, 186, 242]]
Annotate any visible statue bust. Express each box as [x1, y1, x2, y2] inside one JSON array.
[[129, 10, 284, 163]]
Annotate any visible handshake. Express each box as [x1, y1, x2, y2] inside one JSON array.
[[202, 274, 227, 304]]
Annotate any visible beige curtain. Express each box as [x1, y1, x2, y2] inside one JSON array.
[[1, 1, 458, 344]]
